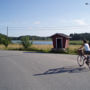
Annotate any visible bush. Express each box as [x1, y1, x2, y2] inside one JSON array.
[[3, 39, 10, 47], [21, 36, 32, 48], [0, 34, 11, 48], [66, 48, 77, 54]]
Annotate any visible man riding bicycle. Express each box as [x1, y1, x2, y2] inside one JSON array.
[[78, 40, 90, 55], [78, 40, 90, 65]]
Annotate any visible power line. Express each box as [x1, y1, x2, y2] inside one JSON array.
[[0, 25, 90, 31]]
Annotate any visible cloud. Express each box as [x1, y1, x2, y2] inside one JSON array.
[[34, 21, 40, 25], [74, 19, 87, 25], [29, 27, 32, 30]]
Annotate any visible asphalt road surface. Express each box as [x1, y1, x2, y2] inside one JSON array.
[[0, 50, 90, 90]]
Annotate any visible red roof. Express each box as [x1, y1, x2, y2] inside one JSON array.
[[50, 33, 71, 38]]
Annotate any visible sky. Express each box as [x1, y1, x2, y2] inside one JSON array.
[[0, 0, 90, 37]]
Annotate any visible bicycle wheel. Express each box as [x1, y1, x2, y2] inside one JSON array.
[[86, 56, 90, 69], [77, 55, 85, 67], [86, 62, 90, 69], [88, 63, 90, 70]]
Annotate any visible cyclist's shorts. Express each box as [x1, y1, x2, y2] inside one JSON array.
[[84, 51, 90, 54]]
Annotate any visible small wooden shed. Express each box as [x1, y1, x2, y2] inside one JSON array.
[[50, 33, 70, 49]]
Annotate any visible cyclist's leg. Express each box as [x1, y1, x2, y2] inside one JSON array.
[[85, 51, 90, 60], [84, 51, 90, 67], [79, 50, 87, 60]]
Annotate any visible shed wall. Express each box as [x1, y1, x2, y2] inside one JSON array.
[[51, 35, 69, 49]]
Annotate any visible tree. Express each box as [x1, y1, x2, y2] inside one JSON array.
[[3, 39, 10, 47], [0, 34, 11, 47], [21, 36, 32, 49]]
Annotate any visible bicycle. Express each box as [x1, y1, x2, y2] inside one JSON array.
[[77, 50, 90, 69]]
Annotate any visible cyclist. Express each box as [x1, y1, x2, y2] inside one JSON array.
[[78, 40, 90, 55], [78, 40, 90, 65]]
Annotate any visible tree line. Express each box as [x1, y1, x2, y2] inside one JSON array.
[[70, 33, 90, 40], [10, 35, 51, 41], [10, 33, 90, 41], [1, 33, 90, 42]]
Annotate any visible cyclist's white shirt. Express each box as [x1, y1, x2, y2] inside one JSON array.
[[84, 43, 90, 51]]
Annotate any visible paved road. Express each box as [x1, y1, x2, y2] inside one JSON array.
[[0, 50, 90, 90]]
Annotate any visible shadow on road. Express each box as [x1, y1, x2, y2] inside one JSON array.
[[33, 66, 90, 76]]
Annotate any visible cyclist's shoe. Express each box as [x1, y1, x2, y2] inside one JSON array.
[[79, 65, 83, 67]]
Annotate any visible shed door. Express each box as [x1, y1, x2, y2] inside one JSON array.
[[56, 38, 63, 48]]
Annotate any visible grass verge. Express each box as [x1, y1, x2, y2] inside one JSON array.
[[0, 44, 80, 54]]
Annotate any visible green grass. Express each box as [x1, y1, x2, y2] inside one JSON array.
[[69, 40, 82, 45]]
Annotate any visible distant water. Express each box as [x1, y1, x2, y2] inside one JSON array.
[[11, 40, 53, 45]]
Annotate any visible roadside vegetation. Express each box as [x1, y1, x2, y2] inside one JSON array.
[[1, 33, 90, 54], [0, 43, 80, 54], [0, 33, 11, 48], [21, 36, 32, 49]]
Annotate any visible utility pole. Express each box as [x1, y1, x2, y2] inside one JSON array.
[[7, 26, 8, 37], [7, 26, 8, 43]]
